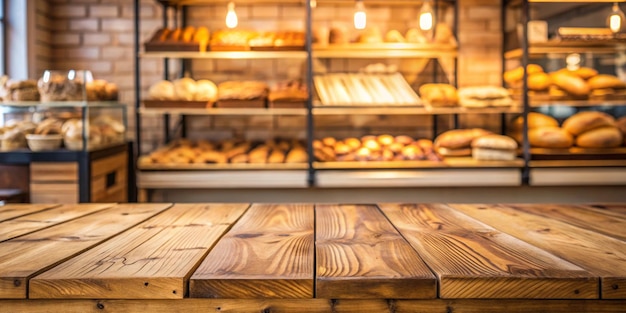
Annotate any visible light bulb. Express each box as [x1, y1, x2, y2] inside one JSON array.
[[310, 0, 317, 8], [226, 2, 238, 29], [354, 1, 366, 30], [419, 1, 434, 31], [608, 3, 625, 34]]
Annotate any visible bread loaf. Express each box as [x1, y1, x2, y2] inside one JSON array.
[[562, 111, 616, 136], [148, 80, 176, 100], [551, 72, 590, 97], [528, 72, 552, 91], [575, 126, 623, 148], [528, 127, 573, 148], [181, 26, 196, 42], [504, 64, 543, 85], [419, 83, 458, 107], [434, 128, 492, 150], [617, 116, 626, 138], [558, 67, 598, 80], [588, 74, 626, 90], [385, 29, 405, 43], [471, 134, 518, 161], [173, 77, 197, 101]]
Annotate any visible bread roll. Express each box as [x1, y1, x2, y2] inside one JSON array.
[[558, 67, 598, 80], [193, 27, 210, 43], [268, 149, 286, 163], [286, 147, 307, 163], [329, 27, 348, 44], [394, 135, 414, 145], [434, 23, 456, 45], [575, 126, 623, 148], [322, 136, 336, 147], [588, 74, 626, 90], [168, 28, 182, 41], [617, 116, 626, 137], [551, 72, 590, 97], [471, 134, 518, 150], [181, 26, 196, 42], [503, 64, 543, 85], [173, 77, 197, 101], [148, 80, 176, 100], [434, 128, 492, 150], [419, 83, 458, 107], [344, 137, 361, 150], [405, 28, 427, 43], [528, 72, 551, 91], [377, 134, 394, 146], [509, 112, 559, 142], [528, 127, 573, 148], [157, 28, 171, 42], [562, 111, 616, 136], [194, 79, 218, 102], [385, 29, 405, 43]]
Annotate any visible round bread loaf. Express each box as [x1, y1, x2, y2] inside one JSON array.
[[575, 126, 623, 148], [148, 80, 175, 100], [511, 112, 559, 131], [377, 134, 394, 146], [528, 127, 574, 148], [558, 67, 598, 80], [436, 147, 471, 157], [194, 79, 218, 102], [562, 111, 616, 136], [385, 29, 405, 43], [472, 148, 517, 161], [394, 135, 414, 145], [344, 137, 361, 150], [434, 128, 492, 150], [617, 116, 626, 137], [551, 72, 590, 97], [173, 77, 197, 101], [587, 74, 626, 90], [405, 28, 427, 43]]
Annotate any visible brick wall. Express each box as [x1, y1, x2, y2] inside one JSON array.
[[40, 0, 504, 153], [32, 0, 51, 78]]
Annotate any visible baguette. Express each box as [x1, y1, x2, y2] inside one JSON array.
[[551, 72, 590, 97]]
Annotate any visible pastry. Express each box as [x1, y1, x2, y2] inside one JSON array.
[[401, 145, 424, 160], [35, 118, 63, 135], [528, 127, 574, 148], [148, 80, 176, 100], [550, 72, 590, 97], [458, 86, 512, 108], [173, 77, 197, 101], [394, 135, 414, 145], [434, 128, 492, 151], [575, 126, 623, 148], [588, 74, 626, 90], [322, 137, 336, 147], [471, 134, 518, 161], [503, 64, 544, 85], [562, 111, 616, 136], [286, 147, 307, 163], [345, 137, 361, 150], [194, 79, 218, 102], [377, 134, 394, 146]]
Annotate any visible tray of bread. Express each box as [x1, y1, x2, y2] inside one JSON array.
[[144, 78, 217, 108], [313, 24, 457, 48], [313, 73, 420, 106], [209, 30, 305, 51], [215, 81, 269, 108], [144, 27, 210, 52], [509, 112, 626, 160], [505, 64, 626, 102], [268, 80, 308, 108], [138, 138, 308, 170]]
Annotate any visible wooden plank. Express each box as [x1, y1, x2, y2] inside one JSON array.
[[0, 204, 60, 222], [30, 163, 77, 182], [91, 153, 127, 178], [451, 203, 626, 299], [0, 203, 114, 242], [584, 203, 626, 216], [379, 203, 597, 299], [0, 203, 172, 299], [30, 203, 249, 299], [315, 204, 436, 299], [503, 204, 626, 241], [190, 204, 314, 298], [2, 299, 626, 313]]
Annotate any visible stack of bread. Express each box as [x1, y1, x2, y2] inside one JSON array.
[[86, 79, 119, 101], [148, 78, 218, 102], [504, 64, 626, 100], [61, 116, 126, 150], [419, 84, 458, 107], [313, 135, 442, 162], [146, 26, 210, 51], [142, 138, 307, 165], [510, 111, 626, 149], [434, 128, 519, 161], [457, 86, 513, 108], [0, 120, 36, 151], [0, 76, 40, 101]]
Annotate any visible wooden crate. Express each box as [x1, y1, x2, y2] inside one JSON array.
[[90, 152, 128, 203]]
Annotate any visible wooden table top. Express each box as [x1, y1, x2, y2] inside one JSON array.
[[1, 202, 625, 313]]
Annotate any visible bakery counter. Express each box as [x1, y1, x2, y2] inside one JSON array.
[[2, 202, 625, 312]]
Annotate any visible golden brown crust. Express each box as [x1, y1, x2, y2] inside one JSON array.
[[471, 134, 518, 150], [588, 74, 626, 90], [528, 127, 574, 148], [562, 111, 616, 136], [528, 72, 552, 91], [575, 126, 623, 148], [504, 64, 544, 85], [419, 83, 458, 107], [434, 128, 492, 150], [551, 72, 590, 97]]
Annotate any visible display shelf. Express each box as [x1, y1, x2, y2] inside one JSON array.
[[157, 0, 453, 6], [313, 43, 458, 59], [530, 159, 626, 168], [139, 106, 307, 116], [312, 105, 523, 115], [314, 158, 525, 170], [138, 157, 308, 170], [505, 41, 626, 59], [140, 50, 307, 60], [527, 99, 626, 107], [137, 170, 309, 189], [1, 101, 123, 108], [530, 147, 626, 161], [0, 143, 128, 165], [530, 167, 626, 186]]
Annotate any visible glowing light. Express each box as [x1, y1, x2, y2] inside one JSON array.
[[608, 3, 625, 33], [419, 1, 434, 31], [226, 2, 238, 29], [354, 1, 366, 30]]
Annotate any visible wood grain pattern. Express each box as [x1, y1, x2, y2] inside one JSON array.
[[0, 203, 172, 299], [451, 203, 626, 299], [0, 204, 114, 242], [190, 204, 314, 299], [315, 204, 436, 299], [0, 204, 59, 222], [30, 203, 248, 300], [29, 183, 78, 204], [30, 163, 78, 182], [379, 203, 597, 299], [583, 203, 626, 216], [2, 299, 626, 313], [504, 204, 626, 241]]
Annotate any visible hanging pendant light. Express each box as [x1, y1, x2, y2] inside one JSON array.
[[419, 0, 434, 31], [608, 2, 625, 34], [225, 1, 238, 29], [354, 0, 366, 30], [310, 0, 317, 9]]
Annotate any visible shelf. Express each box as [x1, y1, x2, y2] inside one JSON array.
[[530, 167, 626, 186], [504, 41, 626, 59], [137, 169, 308, 189], [315, 158, 525, 170], [1, 101, 124, 108], [138, 157, 308, 170], [312, 105, 523, 115], [530, 160, 626, 168], [313, 43, 458, 59], [528, 99, 626, 107], [139, 106, 307, 116], [157, 0, 453, 6], [530, 147, 626, 161], [0, 143, 128, 165], [140, 50, 308, 60]]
